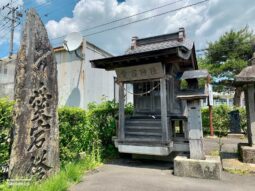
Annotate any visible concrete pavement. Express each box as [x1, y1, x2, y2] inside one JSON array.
[[70, 137, 255, 191]]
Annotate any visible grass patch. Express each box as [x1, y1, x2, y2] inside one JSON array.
[[209, 150, 220, 156], [0, 155, 101, 191], [224, 168, 250, 175]]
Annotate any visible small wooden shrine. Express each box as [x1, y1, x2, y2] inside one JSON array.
[[91, 28, 208, 157]]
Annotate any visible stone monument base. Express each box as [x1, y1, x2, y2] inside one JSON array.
[[174, 155, 221, 180], [227, 133, 245, 139], [238, 143, 255, 164]]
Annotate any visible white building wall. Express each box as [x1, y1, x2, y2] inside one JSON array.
[[84, 40, 116, 108], [55, 48, 86, 108], [55, 38, 116, 109], [0, 56, 16, 99]]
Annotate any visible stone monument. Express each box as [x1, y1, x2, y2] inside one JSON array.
[[235, 52, 255, 163], [8, 9, 59, 180], [228, 110, 241, 133]]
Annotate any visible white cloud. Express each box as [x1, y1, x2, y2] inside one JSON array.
[[36, 0, 47, 5], [2, 0, 255, 57], [47, 0, 202, 54]]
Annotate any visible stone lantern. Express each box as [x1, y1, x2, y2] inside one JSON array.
[[235, 53, 255, 163]]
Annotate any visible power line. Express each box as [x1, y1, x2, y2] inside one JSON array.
[[49, 0, 186, 37], [33, 0, 53, 10], [0, 0, 23, 57], [51, 0, 209, 41], [0, 20, 11, 32], [41, 0, 78, 18]]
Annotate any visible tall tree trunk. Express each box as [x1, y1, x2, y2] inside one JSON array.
[[233, 87, 242, 106]]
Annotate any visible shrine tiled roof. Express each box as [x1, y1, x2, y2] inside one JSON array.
[[125, 38, 194, 55], [90, 28, 198, 70]]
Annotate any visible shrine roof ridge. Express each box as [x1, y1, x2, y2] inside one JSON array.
[[125, 38, 193, 55]]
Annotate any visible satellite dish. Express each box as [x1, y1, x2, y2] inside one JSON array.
[[63, 32, 83, 52]]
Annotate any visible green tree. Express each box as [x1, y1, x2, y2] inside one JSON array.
[[199, 26, 255, 106]]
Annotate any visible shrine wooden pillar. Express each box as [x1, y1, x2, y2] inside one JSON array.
[[160, 65, 170, 143], [118, 82, 125, 142]]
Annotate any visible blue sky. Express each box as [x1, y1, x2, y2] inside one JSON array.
[[0, 0, 255, 58]]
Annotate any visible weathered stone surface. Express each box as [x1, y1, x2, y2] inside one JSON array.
[[235, 53, 255, 83], [174, 156, 221, 180], [228, 110, 241, 133], [9, 9, 59, 179], [235, 65, 255, 82], [238, 143, 255, 164]]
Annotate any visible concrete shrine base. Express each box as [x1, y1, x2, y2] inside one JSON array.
[[174, 155, 222, 180], [238, 143, 255, 164]]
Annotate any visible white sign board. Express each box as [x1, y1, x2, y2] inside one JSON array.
[[115, 62, 164, 82], [208, 84, 213, 106]]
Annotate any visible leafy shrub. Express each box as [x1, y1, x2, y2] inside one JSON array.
[[201, 105, 247, 136], [0, 98, 14, 179], [87, 101, 133, 158], [58, 107, 91, 162], [0, 98, 14, 164]]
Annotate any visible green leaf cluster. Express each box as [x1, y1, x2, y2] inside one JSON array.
[[201, 105, 246, 136], [0, 98, 14, 181], [0, 99, 134, 168], [87, 101, 133, 158], [198, 26, 255, 90], [0, 98, 14, 164], [58, 107, 89, 162]]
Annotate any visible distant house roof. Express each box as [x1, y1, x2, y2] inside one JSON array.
[[91, 28, 197, 70]]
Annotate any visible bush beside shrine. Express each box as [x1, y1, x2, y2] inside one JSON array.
[[0, 99, 133, 167], [0, 98, 14, 180], [201, 105, 247, 136]]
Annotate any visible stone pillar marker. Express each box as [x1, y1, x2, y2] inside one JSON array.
[[9, 9, 59, 180], [235, 52, 255, 163], [174, 70, 221, 180]]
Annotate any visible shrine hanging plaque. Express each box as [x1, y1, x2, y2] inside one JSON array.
[[116, 62, 164, 81], [9, 9, 60, 180]]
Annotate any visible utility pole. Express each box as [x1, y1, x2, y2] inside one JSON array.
[[9, 5, 15, 57], [1, 0, 23, 57]]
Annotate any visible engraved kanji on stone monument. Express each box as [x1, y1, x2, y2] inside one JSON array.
[[9, 9, 59, 179]]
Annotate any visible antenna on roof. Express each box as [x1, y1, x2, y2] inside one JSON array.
[[63, 32, 84, 60]]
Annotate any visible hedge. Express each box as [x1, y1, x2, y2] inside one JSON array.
[[201, 105, 247, 136], [87, 101, 133, 158], [58, 107, 91, 162], [0, 98, 14, 165], [0, 99, 133, 168]]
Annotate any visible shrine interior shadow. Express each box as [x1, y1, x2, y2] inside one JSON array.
[[65, 87, 81, 107], [105, 154, 174, 171]]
